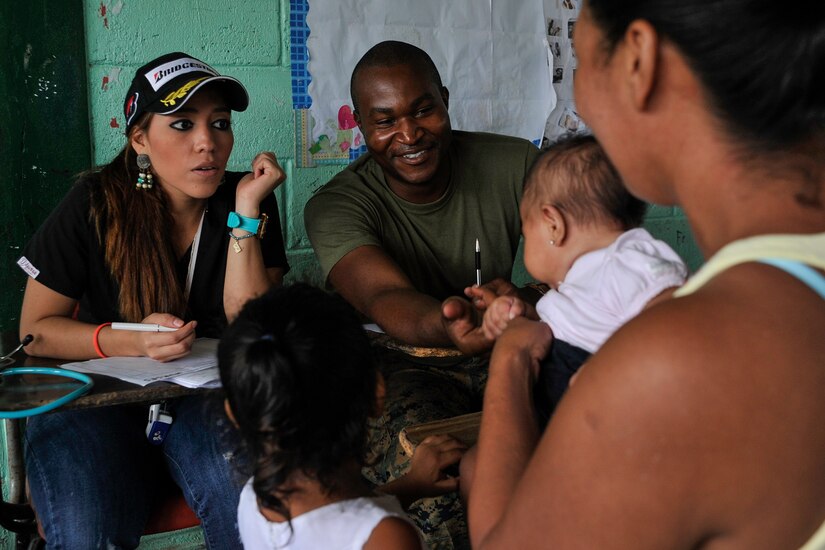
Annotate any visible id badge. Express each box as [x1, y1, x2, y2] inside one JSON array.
[[145, 402, 173, 445]]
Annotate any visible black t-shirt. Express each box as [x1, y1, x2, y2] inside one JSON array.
[[19, 171, 289, 338]]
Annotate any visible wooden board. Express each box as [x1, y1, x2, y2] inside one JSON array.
[[399, 411, 482, 456]]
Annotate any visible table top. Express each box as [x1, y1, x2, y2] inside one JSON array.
[[0, 355, 213, 413], [365, 330, 465, 359], [2, 330, 464, 414]]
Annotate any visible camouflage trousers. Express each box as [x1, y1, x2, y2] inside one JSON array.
[[363, 347, 489, 550]]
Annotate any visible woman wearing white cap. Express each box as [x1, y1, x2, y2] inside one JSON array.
[[17, 52, 288, 548]]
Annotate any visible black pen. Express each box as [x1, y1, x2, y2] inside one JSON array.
[[475, 238, 481, 286]]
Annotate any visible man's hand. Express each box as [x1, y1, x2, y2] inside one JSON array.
[[443, 278, 524, 355], [464, 278, 518, 310], [441, 296, 494, 356]]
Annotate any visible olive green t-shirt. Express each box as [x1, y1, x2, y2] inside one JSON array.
[[304, 130, 540, 301]]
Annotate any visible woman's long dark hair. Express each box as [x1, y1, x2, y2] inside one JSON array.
[[218, 284, 379, 522], [88, 114, 187, 322]]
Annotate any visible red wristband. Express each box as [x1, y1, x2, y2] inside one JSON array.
[[93, 322, 111, 358]]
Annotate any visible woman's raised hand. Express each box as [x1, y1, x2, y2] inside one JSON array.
[[235, 151, 286, 211]]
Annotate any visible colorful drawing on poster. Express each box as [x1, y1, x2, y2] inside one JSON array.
[[290, 0, 365, 167]]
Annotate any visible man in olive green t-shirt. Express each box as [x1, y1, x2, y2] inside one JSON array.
[[305, 45, 539, 353], [304, 40, 539, 550]]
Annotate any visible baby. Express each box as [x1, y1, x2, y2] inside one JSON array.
[[471, 133, 688, 423]]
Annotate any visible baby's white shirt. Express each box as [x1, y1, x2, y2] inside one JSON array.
[[536, 228, 688, 353]]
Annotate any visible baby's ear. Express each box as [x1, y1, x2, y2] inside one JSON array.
[[542, 204, 567, 245], [224, 398, 239, 428]]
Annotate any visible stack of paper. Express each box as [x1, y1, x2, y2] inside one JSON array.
[[61, 338, 221, 388]]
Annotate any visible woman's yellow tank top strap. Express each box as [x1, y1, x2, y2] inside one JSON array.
[[675, 233, 825, 549], [674, 233, 825, 298]]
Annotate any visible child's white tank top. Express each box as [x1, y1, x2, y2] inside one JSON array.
[[237, 479, 425, 549]]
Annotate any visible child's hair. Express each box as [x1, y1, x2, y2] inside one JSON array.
[[218, 283, 378, 521], [524, 133, 647, 230]]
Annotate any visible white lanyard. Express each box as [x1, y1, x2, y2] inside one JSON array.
[[184, 209, 206, 301]]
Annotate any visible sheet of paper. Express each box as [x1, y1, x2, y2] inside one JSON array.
[[362, 323, 384, 334], [166, 368, 221, 389], [61, 338, 221, 388], [306, 0, 555, 148]]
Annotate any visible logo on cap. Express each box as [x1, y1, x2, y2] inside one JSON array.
[[144, 57, 218, 92], [125, 92, 140, 127], [160, 77, 210, 108]]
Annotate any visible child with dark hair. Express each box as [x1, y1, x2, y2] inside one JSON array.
[[218, 283, 465, 549], [469, 133, 687, 422]]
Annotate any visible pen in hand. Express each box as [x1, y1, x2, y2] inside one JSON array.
[[475, 238, 481, 287], [111, 322, 179, 333]]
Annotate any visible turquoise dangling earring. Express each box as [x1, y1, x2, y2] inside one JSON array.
[[136, 154, 154, 189]]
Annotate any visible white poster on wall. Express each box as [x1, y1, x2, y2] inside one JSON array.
[[305, 0, 555, 149]]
